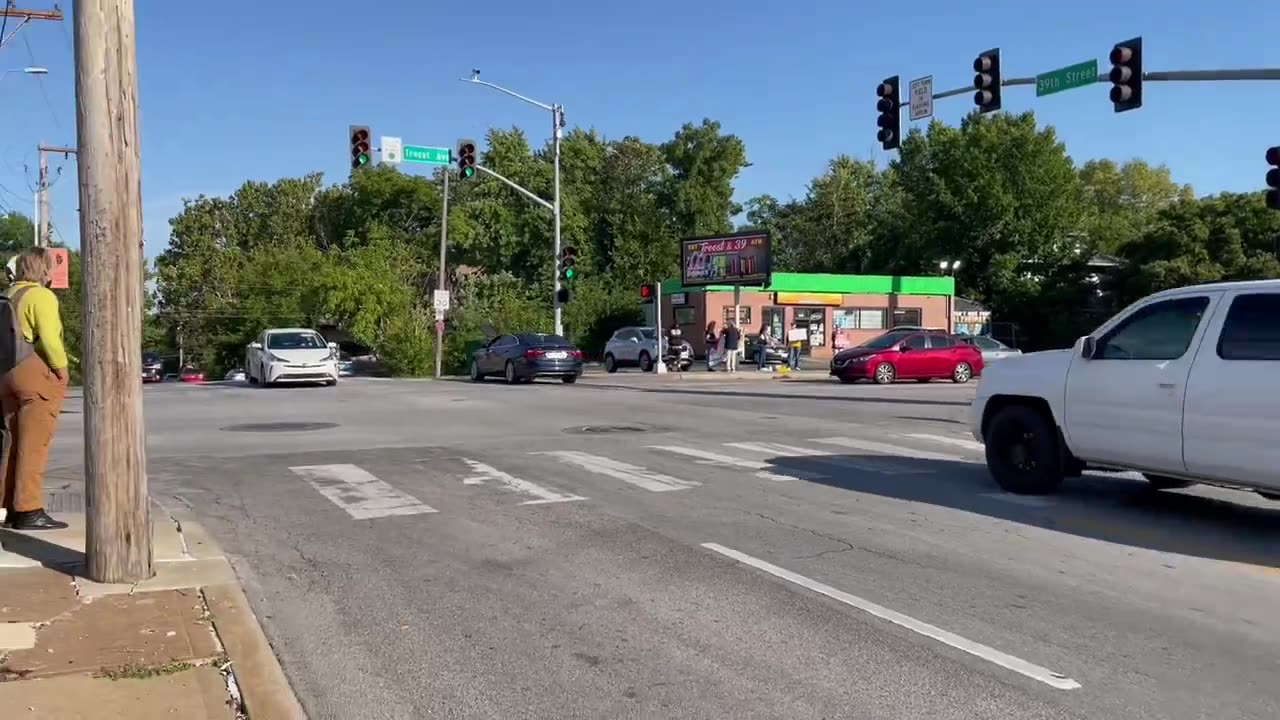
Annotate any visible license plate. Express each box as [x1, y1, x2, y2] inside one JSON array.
[[545, 351, 568, 360]]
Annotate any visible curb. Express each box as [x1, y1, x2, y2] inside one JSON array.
[[203, 581, 307, 720]]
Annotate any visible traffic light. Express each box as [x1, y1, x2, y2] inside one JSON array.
[[1109, 37, 1143, 113], [349, 125, 371, 170], [556, 287, 571, 304], [559, 246, 577, 282], [1266, 146, 1280, 211], [875, 76, 901, 151], [639, 284, 655, 303], [973, 49, 1001, 113], [456, 138, 477, 179]]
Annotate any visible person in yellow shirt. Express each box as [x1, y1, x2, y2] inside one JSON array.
[[0, 248, 69, 530]]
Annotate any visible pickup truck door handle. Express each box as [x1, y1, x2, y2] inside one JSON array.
[[1158, 382, 1176, 389]]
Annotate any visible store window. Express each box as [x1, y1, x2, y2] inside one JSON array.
[[892, 307, 922, 327], [794, 307, 827, 352], [833, 308, 886, 331], [723, 306, 752, 327], [762, 307, 785, 340], [673, 307, 697, 326]]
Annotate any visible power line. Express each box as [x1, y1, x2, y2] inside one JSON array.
[[21, 30, 62, 131]]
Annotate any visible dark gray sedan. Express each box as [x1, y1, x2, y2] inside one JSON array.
[[469, 333, 585, 384]]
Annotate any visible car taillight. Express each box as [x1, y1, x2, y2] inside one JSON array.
[[524, 349, 545, 360], [569, 350, 584, 360]]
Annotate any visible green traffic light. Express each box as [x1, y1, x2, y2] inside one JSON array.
[[462, 166, 475, 178], [564, 268, 576, 280], [357, 154, 369, 165]]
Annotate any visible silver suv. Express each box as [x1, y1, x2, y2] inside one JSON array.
[[603, 327, 659, 373]]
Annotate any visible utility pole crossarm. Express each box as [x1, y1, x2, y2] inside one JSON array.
[[39, 144, 77, 155], [474, 164, 554, 211], [0, 6, 63, 20]]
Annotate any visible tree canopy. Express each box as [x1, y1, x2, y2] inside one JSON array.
[[141, 109, 1278, 375]]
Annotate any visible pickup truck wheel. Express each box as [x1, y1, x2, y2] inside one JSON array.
[[952, 362, 973, 384], [873, 362, 895, 384], [1143, 473, 1195, 490], [985, 405, 1064, 495]]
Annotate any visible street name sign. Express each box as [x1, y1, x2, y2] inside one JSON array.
[[1036, 59, 1098, 97], [908, 76, 933, 121], [380, 136, 403, 164], [404, 145, 451, 165]]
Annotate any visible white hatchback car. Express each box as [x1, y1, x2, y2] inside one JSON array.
[[245, 328, 339, 387]]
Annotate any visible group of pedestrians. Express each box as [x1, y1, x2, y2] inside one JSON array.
[[702, 319, 806, 373]]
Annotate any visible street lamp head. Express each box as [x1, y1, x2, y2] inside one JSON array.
[[939, 260, 949, 270], [24, 67, 49, 75], [470, 69, 480, 81], [952, 260, 961, 270]]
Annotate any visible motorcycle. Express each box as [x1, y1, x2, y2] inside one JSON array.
[[661, 337, 694, 372]]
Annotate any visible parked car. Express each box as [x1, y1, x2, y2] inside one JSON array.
[[830, 328, 984, 384], [602, 327, 659, 373], [973, 280, 1280, 500], [957, 335, 1022, 364], [743, 334, 787, 367], [224, 367, 246, 382], [142, 352, 164, 383], [470, 333, 584, 384], [337, 354, 355, 377], [245, 328, 339, 387], [178, 366, 205, 383]]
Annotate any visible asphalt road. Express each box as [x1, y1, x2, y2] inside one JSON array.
[[47, 372, 1280, 719]]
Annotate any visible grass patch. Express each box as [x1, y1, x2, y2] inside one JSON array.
[[96, 660, 195, 681]]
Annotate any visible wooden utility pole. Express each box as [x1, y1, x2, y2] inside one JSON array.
[[35, 145, 76, 247], [74, 0, 152, 583]]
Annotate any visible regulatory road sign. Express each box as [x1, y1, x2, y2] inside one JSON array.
[[404, 145, 451, 165], [908, 76, 933, 121], [1036, 59, 1098, 97], [381, 136, 403, 164], [432, 289, 451, 312]]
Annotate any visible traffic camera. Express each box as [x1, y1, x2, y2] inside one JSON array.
[[349, 125, 372, 170], [1109, 37, 1143, 113], [876, 76, 901, 151], [973, 49, 1002, 114], [456, 139, 477, 179]]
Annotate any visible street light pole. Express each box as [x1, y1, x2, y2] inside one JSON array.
[[459, 75, 564, 335]]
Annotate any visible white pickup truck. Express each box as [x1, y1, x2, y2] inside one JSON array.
[[972, 280, 1280, 500], [245, 328, 340, 387]]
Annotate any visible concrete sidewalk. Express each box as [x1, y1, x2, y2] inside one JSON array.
[[0, 502, 304, 719]]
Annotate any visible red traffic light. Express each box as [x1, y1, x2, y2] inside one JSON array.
[[1267, 146, 1280, 167], [640, 285, 653, 299]]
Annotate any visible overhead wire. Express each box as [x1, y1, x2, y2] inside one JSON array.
[[20, 30, 62, 132]]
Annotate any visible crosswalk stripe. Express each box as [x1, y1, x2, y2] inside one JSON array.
[[901, 433, 985, 453], [814, 437, 968, 463], [289, 464, 437, 519], [532, 450, 701, 492], [725, 441, 925, 475], [648, 445, 806, 482], [459, 458, 586, 505]]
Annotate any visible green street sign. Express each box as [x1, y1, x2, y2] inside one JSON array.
[[403, 145, 451, 165], [1036, 59, 1098, 98]]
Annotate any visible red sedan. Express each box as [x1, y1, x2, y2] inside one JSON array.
[[178, 366, 205, 383], [830, 328, 983, 384]]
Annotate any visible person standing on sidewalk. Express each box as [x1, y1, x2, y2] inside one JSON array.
[[723, 320, 741, 373], [704, 321, 719, 371], [756, 324, 773, 371], [788, 321, 803, 371], [0, 248, 70, 530]]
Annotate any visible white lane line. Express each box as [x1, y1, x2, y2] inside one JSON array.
[[648, 445, 811, 482], [979, 492, 1057, 508], [726, 441, 925, 475], [289, 464, 437, 520], [459, 458, 586, 505], [814, 437, 969, 463], [532, 451, 700, 492], [901, 433, 985, 453], [701, 543, 1081, 691]]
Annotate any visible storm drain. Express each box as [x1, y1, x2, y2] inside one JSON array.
[[563, 425, 648, 435], [220, 422, 339, 433]]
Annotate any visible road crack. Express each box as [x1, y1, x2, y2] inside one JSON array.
[[747, 511, 856, 559]]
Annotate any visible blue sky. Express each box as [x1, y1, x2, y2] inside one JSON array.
[[2, 0, 1278, 259]]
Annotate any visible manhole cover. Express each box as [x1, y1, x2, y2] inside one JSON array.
[[220, 422, 339, 433], [564, 425, 648, 435]]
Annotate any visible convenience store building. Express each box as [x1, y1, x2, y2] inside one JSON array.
[[656, 272, 956, 361]]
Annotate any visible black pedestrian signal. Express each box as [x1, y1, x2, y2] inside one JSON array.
[[456, 138, 477, 179], [1109, 37, 1143, 113], [1266, 146, 1280, 211], [973, 49, 1001, 113], [349, 125, 371, 170], [876, 76, 901, 152]]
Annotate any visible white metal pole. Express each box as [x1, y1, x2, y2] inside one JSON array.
[[655, 282, 665, 374], [552, 105, 563, 336]]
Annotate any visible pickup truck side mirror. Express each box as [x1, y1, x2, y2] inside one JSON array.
[[1080, 336, 1096, 360], [248, 342, 262, 350]]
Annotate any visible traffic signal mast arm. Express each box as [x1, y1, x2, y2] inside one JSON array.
[[920, 67, 1280, 104], [473, 164, 554, 211]]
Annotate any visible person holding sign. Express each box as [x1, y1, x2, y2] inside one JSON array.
[[787, 322, 805, 371]]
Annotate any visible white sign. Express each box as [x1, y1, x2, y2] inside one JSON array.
[[909, 76, 934, 121], [381, 136, 403, 164], [434, 307, 445, 321], [432, 289, 451, 312]]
